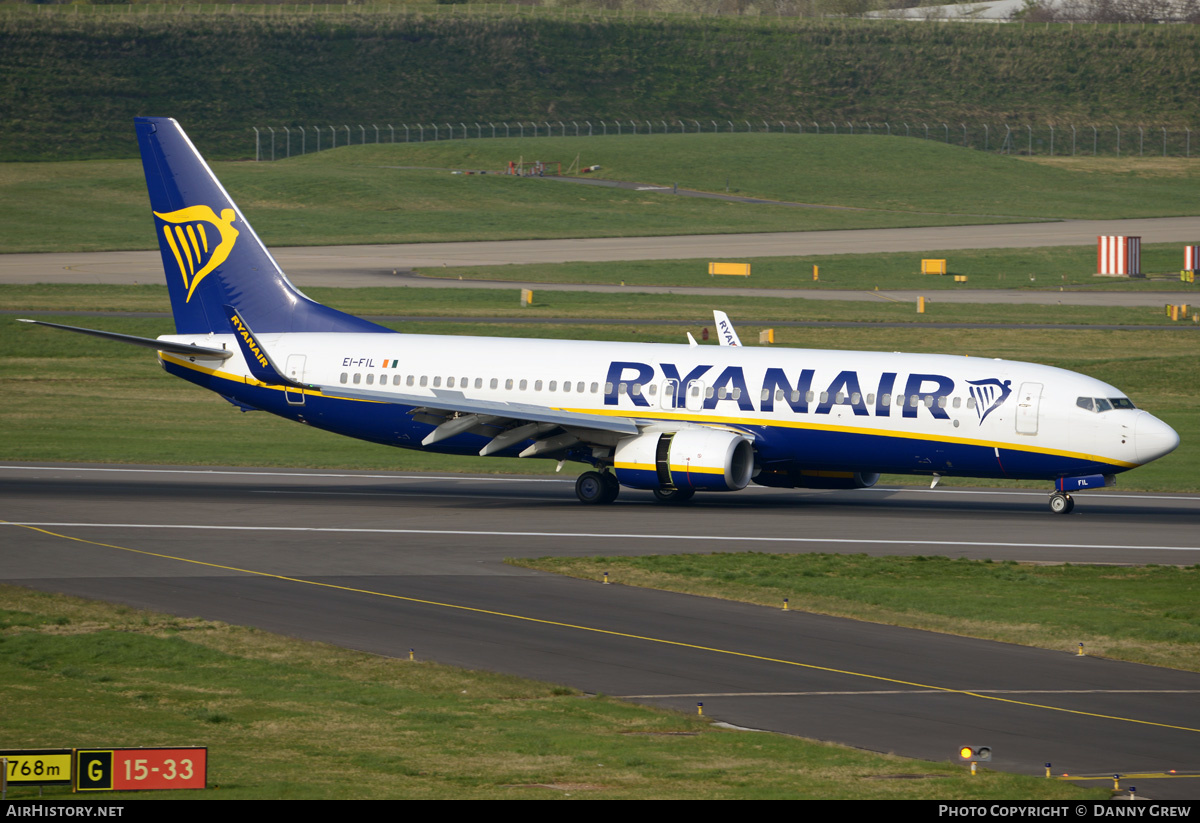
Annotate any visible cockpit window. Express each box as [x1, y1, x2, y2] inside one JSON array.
[[1078, 396, 1136, 413]]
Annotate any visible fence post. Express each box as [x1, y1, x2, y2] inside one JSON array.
[[1092, 125, 1097, 156], [315, 126, 320, 152], [1071, 125, 1076, 156], [253, 127, 260, 161], [983, 124, 988, 151], [1116, 125, 1120, 157], [359, 125, 365, 144], [284, 125, 290, 158], [300, 125, 305, 155], [1026, 124, 1032, 156], [344, 125, 350, 146], [1138, 125, 1144, 156], [943, 122, 948, 143], [1049, 125, 1054, 156], [1163, 126, 1167, 157], [269, 126, 275, 161], [923, 123, 928, 139]]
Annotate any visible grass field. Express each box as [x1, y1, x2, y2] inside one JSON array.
[[2, 285, 1195, 491], [429, 243, 1200, 291], [0, 585, 1107, 800], [3, 137, 1199, 253], [511, 554, 1200, 673]]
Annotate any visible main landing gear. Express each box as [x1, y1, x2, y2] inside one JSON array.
[[1048, 491, 1075, 515], [576, 470, 620, 505], [652, 487, 695, 505]]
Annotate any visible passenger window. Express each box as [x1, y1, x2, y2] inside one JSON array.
[[475, 378, 483, 389], [937, 397, 946, 409], [732, 388, 741, 399], [790, 391, 799, 403], [461, 376, 468, 387], [648, 384, 656, 396], [952, 397, 961, 409], [705, 386, 715, 399], [535, 380, 543, 391], [447, 377, 456, 388], [505, 379, 513, 390], [717, 387, 727, 400], [519, 379, 528, 391], [966, 397, 976, 409], [406, 375, 415, 387], [632, 383, 642, 396], [806, 391, 815, 403], [834, 392, 844, 403], [820, 392, 829, 404], [618, 382, 628, 395], [340, 373, 348, 384], [579, 382, 587, 393], [866, 393, 874, 405], [604, 382, 612, 394], [353, 373, 361, 384], [433, 376, 442, 388], [393, 375, 401, 386], [366, 374, 374, 385], [851, 392, 861, 404], [419, 376, 428, 387]]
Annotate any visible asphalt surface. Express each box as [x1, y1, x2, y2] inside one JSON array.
[[5, 216, 1199, 303], [4, 463, 1200, 799]]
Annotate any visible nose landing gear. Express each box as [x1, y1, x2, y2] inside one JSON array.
[[1048, 491, 1075, 514]]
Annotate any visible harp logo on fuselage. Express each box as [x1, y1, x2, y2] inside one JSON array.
[[154, 205, 240, 303]]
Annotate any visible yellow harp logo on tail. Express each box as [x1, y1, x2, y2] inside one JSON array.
[[154, 206, 239, 303]]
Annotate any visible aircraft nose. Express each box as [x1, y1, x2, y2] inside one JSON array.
[[1134, 412, 1180, 464]]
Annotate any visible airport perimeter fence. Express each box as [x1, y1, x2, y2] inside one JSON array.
[[251, 119, 1198, 162]]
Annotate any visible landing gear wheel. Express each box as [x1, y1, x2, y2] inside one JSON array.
[[576, 471, 616, 505], [652, 487, 696, 505], [1049, 492, 1074, 514], [600, 471, 620, 504]]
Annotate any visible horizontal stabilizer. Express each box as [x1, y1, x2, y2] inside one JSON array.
[[18, 319, 232, 359]]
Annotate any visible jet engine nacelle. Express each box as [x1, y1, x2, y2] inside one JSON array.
[[613, 428, 755, 492]]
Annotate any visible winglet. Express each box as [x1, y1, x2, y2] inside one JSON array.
[[225, 305, 307, 388]]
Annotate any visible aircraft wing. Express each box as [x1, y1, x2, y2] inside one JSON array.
[[320, 384, 640, 436]]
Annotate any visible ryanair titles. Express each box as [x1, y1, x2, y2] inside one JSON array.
[[229, 312, 269, 369], [603, 360, 1009, 423]]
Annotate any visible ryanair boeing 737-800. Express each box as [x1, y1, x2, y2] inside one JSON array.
[[21, 118, 1179, 512]]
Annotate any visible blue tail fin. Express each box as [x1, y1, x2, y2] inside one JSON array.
[[136, 117, 392, 335]]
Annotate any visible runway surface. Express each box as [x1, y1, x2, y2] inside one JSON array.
[[5, 216, 1199, 293], [3, 463, 1200, 798]]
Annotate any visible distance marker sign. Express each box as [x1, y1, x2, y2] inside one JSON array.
[[75, 748, 206, 791], [1, 750, 72, 786]]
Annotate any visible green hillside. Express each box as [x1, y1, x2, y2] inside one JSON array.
[[3, 9, 1199, 160]]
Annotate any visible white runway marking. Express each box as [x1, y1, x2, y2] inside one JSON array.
[[4, 466, 1200, 503], [5, 521, 1199, 553]]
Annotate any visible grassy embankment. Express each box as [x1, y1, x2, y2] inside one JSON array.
[[509, 554, 1200, 673], [2, 13, 1199, 161], [3, 585, 1111, 799], [2, 284, 1196, 491], [3, 136, 1200, 254]]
